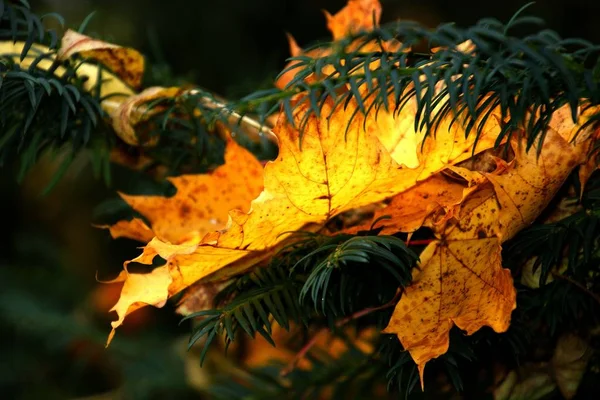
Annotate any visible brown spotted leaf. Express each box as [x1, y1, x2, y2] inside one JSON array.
[[58, 29, 145, 88], [384, 111, 598, 386], [110, 87, 183, 146], [106, 89, 506, 343], [383, 238, 514, 386]]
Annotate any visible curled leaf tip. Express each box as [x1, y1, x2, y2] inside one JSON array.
[[58, 29, 145, 89]]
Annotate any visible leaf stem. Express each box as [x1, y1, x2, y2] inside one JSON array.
[[406, 239, 434, 246], [551, 272, 600, 305]]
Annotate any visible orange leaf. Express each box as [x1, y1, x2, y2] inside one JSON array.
[[102, 218, 154, 243], [324, 0, 382, 41], [58, 29, 145, 89], [276, 0, 398, 89], [105, 265, 172, 345], [113, 137, 264, 244], [384, 109, 598, 386], [363, 173, 478, 235], [383, 238, 514, 386], [106, 92, 503, 343]]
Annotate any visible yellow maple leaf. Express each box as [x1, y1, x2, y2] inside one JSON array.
[[106, 88, 507, 344], [383, 115, 597, 386]]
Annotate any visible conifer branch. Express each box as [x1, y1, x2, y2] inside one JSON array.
[[183, 233, 418, 369], [197, 5, 600, 153], [182, 264, 307, 365]]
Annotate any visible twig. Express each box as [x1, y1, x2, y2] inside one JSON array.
[[280, 289, 402, 376], [406, 239, 433, 246], [189, 89, 277, 141], [552, 272, 600, 305], [336, 289, 402, 326], [279, 328, 325, 377]]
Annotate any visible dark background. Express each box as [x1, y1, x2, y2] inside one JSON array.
[[41, 0, 600, 97], [1, 0, 599, 398]]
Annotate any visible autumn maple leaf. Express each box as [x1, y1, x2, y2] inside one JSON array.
[[105, 86, 506, 344], [381, 107, 598, 385], [104, 0, 502, 346], [98, 1, 600, 392]]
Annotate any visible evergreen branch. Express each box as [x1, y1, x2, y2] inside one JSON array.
[[293, 234, 418, 316], [181, 232, 422, 398], [382, 344, 420, 398], [517, 275, 600, 334], [504, 208, 598, 282], [0, 3, 117, 186], [198, 6, 600, 153], [0, 53, 110, 186], [182, 264, 306, 365], [182, 233, 418, 374], [0, 1, 64, 54]]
